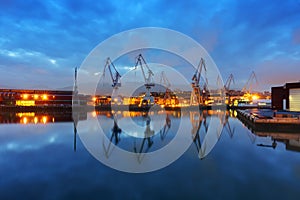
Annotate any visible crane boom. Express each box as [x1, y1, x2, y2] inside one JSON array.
[[242, 71, 258, 93], [190, 58, 207, 105], [224, 74, 235, 91], [134, 54, 154, 86], [192, 58, 206, 86], [103, 57, 121, 88]]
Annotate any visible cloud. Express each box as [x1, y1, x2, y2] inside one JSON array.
[[0, 0, 300, 90]]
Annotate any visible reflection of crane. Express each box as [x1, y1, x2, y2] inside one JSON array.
[[221, 112, 235, 138], [242, 71, 258, 94], [102, 57, 121, 89], [102, 117, 122, 158], [133, 115, 155, 163], [160, 114, 171, 141], [190, 111, 203, 153], [134, 54, 155, 106], [190, 58, 207, 105]]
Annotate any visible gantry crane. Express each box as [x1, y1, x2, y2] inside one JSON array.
[[134, 54, 155, 106], [190, 58, 207, 105], [242, 71, 258, 94], [224, 74, 235, 104], [159, 71, 172, 106], [102, 57, 121, 89]]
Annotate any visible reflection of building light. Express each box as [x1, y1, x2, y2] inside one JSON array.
[[34, 117, 38, 124], [23, 117, 28, 124], [34, 94, 39, 99], [92, 97, 97, 102], [42, 94, 48, 100], [52, 117, 55, 122], [92, 111, 97, 117], [42, 116, 47, 124]]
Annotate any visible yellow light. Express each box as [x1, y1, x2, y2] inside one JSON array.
[[42, 116, 47, 124], [23, 117, 28, 124], [34, 94, 39, 100], [42, 94, 48, 100], [16, 100, 35, 106], [23, 94, 29, 99], [92, 111, 97, 117], [52, 117, 55, 122], [252, 95, 259, 100], [92, 97, 97, 102]]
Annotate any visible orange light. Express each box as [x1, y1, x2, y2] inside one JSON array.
[[252, 95, 259, 101], [34, 117, 38, 124], [42, 94, 48, 100], [34, 94, 39, 100], [23, 117, 28, 124], [42, 116, 47, 124], [92, 97, 97, 102], [23, 94, 29, 99]]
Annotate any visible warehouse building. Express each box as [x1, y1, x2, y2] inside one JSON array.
[[272, 82, 300, 111], [0, 89, 73, 106]]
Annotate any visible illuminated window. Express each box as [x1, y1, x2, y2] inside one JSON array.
[[16, 100, 35, 106], [23, 94, 29, 99], [42, 94, 48, 100]]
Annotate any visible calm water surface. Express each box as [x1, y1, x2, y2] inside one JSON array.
[[0, 110, 300, 200]]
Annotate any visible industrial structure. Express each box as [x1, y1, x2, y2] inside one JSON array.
[[0, 88, 73, 106], [272, 81, 300, 111]]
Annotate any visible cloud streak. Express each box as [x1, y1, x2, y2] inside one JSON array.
[[0, 0, 299, 90]]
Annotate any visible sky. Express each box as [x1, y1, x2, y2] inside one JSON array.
[[0, 0, 300, 91]]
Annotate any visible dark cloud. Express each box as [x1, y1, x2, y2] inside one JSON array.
[[0, 0, 299, 89]]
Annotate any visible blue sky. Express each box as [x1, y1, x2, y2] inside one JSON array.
[[0, 0, 300, 91]]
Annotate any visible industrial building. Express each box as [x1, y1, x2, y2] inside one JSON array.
[[272, 82, 300, 111], [0, 89, 73, 106]]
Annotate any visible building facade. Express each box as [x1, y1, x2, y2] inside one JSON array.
[[271, 82, 300, 111], [0, 89, 73, 106]]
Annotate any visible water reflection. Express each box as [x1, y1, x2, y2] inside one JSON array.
[[238, 114, 300, 153], [102, 117, 122, 158], [1, 109, 300, 157]]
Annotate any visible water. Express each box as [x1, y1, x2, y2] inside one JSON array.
[[0, 110, 300, 200]]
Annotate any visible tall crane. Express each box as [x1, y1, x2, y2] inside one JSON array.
[[160, 71, 172, 106], [242, 71, 258, 94], [224, 74, 235, 105], [102, 57, 121, 89], [224, 74, 235, 92], [134, 54, 155, 106], [190, 58, 207, 105]]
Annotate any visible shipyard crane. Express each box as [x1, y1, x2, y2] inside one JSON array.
[[190, 58, 207, 105], [102, 57, 121, 89], [224, 74, 235, 92], [242, 71, 258, 94], [224, 74, 235, 105], [134, 54, 155, 106], [159, 71, 172, 106]]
